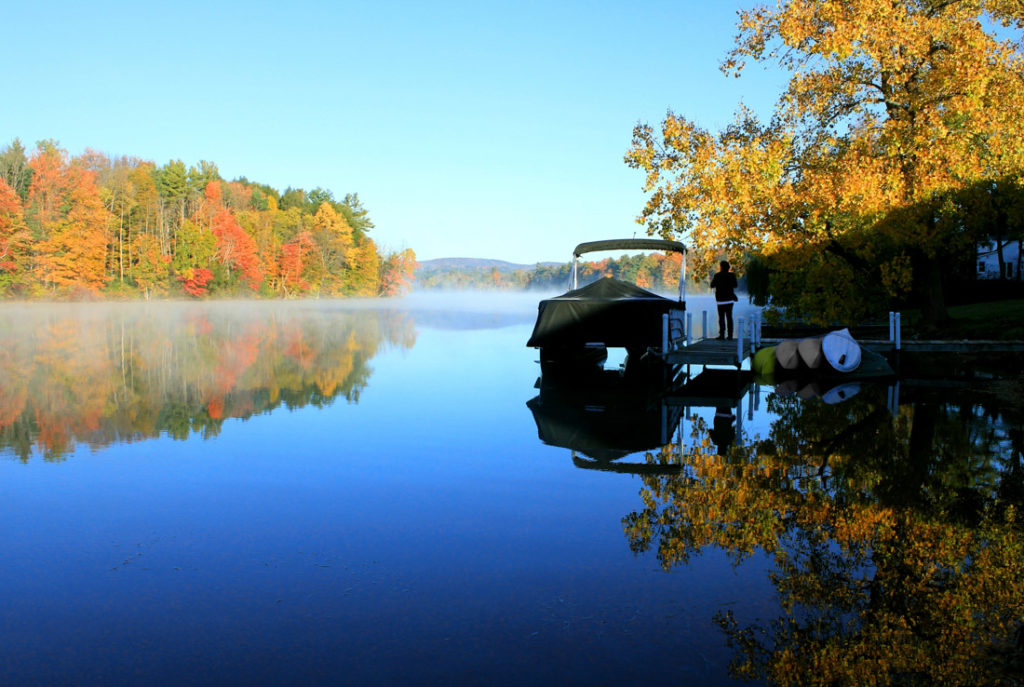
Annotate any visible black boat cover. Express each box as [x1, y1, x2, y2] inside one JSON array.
[[526, 277, 681, 349]]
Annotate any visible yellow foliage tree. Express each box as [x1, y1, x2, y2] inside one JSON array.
[[627, 0, 1024, 327], [311, 201, 353, 295]]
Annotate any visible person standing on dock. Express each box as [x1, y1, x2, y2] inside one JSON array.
[[711, 260, 739, 340]]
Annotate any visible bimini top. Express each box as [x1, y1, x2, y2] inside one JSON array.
[[573, 238, 686, 258]]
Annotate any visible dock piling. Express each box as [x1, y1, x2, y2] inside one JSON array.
[[888, 311, 902, 351], [737, 316, 745, 362]]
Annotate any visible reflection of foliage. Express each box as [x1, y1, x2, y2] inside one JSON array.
[[0, 304, 416, 461], [624, 386, 1024, 685]]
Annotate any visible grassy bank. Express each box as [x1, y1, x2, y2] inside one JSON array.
[[906, 299, 1024, 340]]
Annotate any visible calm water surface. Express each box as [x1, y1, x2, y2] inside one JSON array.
[[1, 297, 1021, 686]]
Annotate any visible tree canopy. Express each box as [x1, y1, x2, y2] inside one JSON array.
[[627, 0, 1024, 327]]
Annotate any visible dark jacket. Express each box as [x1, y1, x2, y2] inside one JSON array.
[[711, 270, 738, 303]]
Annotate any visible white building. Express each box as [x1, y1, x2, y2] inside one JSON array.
[[976, 238, 1021, 279]]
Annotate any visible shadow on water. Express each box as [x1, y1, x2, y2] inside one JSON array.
[[0, 302, 417, 461], [528, 362, 1024, 685]]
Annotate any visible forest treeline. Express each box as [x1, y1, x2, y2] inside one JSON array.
[[0, 139, 416, 299], [0, 305, 416, 461], [416, 252, 712, 293]]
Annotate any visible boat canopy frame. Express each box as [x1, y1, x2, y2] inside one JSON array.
[[570, 238, 688, 301]]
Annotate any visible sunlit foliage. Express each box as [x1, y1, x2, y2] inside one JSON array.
[[0, 140, 416, 299], [627, 0, 1024, 327]]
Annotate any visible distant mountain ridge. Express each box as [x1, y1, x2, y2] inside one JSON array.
[[415, 257, 560, 274]]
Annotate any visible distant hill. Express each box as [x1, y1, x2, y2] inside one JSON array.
[[411, 254, 703, 293], [415, 258, 557, 274]]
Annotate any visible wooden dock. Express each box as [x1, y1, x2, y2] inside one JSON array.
[[659, 337, 754, 368], [763, 338, 1024, 353]]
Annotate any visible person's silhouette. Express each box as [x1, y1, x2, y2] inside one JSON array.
[[710, 260, 738, 340], [709, 406, 736, 456]]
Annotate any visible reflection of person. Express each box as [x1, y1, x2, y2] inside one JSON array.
[[710, 260, 739, 340], [709, 407, 736, 456]]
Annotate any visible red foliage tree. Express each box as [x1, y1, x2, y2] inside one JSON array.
[[0, 178, 31, 292], [379, 248, 417, 296], [177, 267, 214, 297], [212, 207, 263, 290], [278, 230, 316, 294]]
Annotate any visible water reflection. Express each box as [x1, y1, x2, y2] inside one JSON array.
[[527, 368, 757, 473], [0, 303, 416, 461], [526, 354, 1024, 684], [527, 370, 686, 474], [615, 378, 1024, 685]]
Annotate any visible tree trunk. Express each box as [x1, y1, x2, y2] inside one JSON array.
[[118, 202, 125, 282], [914, 252, 950, 330], [1018, 239, 1022, 282]]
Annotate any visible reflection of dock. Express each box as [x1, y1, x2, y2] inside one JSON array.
[[667, 369, 753, 407], [571, 455, 682, 475], [527, 367, 762, 469]]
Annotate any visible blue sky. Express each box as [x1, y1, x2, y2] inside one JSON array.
[[4, 0, 783, 264]]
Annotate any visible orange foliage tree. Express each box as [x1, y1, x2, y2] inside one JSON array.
[[27, 143, 111, 294]]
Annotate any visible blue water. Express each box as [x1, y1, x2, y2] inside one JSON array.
[[0, 297, 804, 685]]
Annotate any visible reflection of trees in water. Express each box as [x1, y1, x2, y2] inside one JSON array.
[[0, 306, 416, 461], [625, 385, 1024, 685]]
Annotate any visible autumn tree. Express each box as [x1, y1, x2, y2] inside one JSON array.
[[379, 248, 417, 296], [346, 236, 380, 296], [627, 0, 1024, 328], [310, 201, 353, 294], [173, 219, 216, 297], [0, 178, 32, 293], [27, 143, 111, 294], [131, 233, 170, 298], [277, 230, 317, 295]]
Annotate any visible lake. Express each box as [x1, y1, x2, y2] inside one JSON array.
[[1, 296, 1021, 686]]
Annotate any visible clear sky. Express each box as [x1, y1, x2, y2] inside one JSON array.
[[4, 0, 783, 264]]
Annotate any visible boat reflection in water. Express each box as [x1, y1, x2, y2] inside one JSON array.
[[527, 366, 759, 473]]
